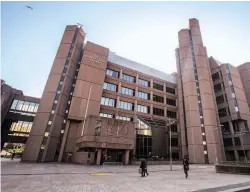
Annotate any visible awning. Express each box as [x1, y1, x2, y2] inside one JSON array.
[[138, 116, 177, 128]]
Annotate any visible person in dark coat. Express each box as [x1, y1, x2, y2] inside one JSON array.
[[140, 159, 149, 177], [183, 157, 189, 178], [11, 151, 15, 160]]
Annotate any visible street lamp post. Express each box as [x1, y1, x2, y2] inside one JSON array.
[[169, 125, 172, 171], [240, 128, 247, 162], [212, 124, 224, 164]]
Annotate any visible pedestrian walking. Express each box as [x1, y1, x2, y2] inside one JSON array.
[[183, 157, 189, 178], [140, 158, 149, 177], [11, 150, 15, 160]]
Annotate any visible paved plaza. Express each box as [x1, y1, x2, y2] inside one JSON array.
[[1, 158, 250, 192]]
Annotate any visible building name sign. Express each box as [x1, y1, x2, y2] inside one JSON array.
[[85, 55, 106, 65]]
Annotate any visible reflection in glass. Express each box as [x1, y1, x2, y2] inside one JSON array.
[[137, 119, 152, 136], [16, 101, 24, 110]]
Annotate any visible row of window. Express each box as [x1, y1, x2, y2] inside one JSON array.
[[99, 113, 133, 122], [104, 82, 176, 105], [106, 69, 176, 94], [10, 100, 39, 113], [10, 121, 33, 133], [101, 97, 176, 117]]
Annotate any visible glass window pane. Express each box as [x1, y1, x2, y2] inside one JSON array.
[[10, 100, 19, 110], [28, 102, 35, 112], [16, 101, 24, 111], [34, 103, 39, 112], [22, 102, 30, 111]]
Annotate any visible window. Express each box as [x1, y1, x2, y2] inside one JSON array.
[[34, 103, 39, 112], [218, 108, 227, 117], [216, 95, 224, 105], [16, 101, 24, 110], [153, 107, 164, 116], [27, 102, 36, 112], [100, 113, 114, 118], [48, 121, 52, 125], [119, 101, 134, 110], [10, 100, 18, 109], [212, 72, 220, 81], [106, 69, 119, 78], [235, 106, 239, 112], [116, 116, 132, 121], [171, 138, 178, 146], [166, 87, 175, 94], [120, 87, 134, 96], [138, 79, 149, 87], [167, 98, 176, 106], [21, 101, 30, 111], [167, 111, 176, 118], [103, 82, 117, 92], [223, 138, 233, 147], [101, 97, 116, 107], [153, 83, 163, 91], [214, 83, 222, 92], [137, 104, 149, 114], [234, 137, 241, 146], [122, 74, 135, 83], [137, 91, 149, 100], [171, 124, 178, 132], [153, 95, 164, 103]]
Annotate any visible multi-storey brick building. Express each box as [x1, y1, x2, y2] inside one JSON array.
[[5, 18, 248, 164]]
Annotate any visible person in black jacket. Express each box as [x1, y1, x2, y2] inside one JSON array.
[[183, 157, 189, 178], [140, 159, 149, 177]]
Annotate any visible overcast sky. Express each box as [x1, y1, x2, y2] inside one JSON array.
[[2, 1, 250, 98]]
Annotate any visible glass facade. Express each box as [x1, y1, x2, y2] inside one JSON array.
[[137, 104, 149, 113], [106, 69, 119, 78], [118, 101, 134, 110], [100, 113, 114, 118], [116, 116, 132, 121], [136, 119, 152, 158], [122, 74, 135, 83], [103, 82, 117, 92], [10, 99, 39, 114], [137, 91, 149, 100], [120, 87, 134, 96], [101, 97, 116, 107], [138, 79, 149, 87]]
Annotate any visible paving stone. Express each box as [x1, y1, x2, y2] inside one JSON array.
[[1, 158, 250, 192]]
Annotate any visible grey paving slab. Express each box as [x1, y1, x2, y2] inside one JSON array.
[[1, 158, 250, 192]]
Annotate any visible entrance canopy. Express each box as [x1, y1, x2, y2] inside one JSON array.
[[138, 116, 177, 129]]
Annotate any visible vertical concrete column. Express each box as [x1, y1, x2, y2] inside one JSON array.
[[163, 82, 166, 92], [135, 86, 138, 97], [136, 74, 139, 84], [150, 91, 153, 101], [115, 96, 120, 117], [96, 149, 102, 165], [117, 82, 121, 93], [58, 120, 70, 162], [133, 116, 137, 156], [164, 106, 167, 118], [150, 104, 153, 115], [124, 149, 130, 165], [134, 100, 137, 114], [229, 121, 235, 135], [150, 79, 153, 88], [120, 69, 123, 79], [164, 94, 167, 104]]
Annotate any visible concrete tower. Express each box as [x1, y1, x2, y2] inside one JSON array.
[[176, 19, 225, 163]]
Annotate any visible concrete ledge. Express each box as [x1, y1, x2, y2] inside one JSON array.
[[215, 164, 250, 175]]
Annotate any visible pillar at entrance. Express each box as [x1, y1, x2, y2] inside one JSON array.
[[124, 150, 130, 165], [96, 149, 102, 165]]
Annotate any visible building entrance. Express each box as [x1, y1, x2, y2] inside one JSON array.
[[101, 149, 124, 164]]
